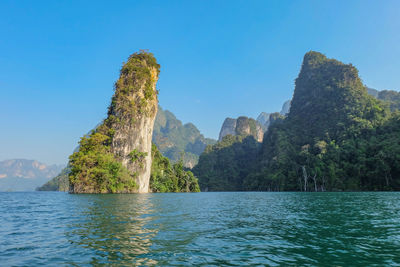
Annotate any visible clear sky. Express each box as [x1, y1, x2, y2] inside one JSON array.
[[1, 0, 399, 165]]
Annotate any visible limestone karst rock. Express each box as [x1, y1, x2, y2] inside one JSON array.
[[280, 100, 291, 115], [218, 116, 264, 142], [218, 118, 238, 141], [69, 50, 160, 193], [256, 112, 270, 131]]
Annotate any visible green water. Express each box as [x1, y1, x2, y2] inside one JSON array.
[[1, 192, 400, 266]]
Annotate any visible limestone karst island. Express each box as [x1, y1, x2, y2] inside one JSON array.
[[68, 51, 199, 193], [2, 1, 400, 266]]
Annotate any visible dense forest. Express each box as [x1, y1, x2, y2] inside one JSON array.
[[150, 144, 200, 192], [194, 51, 400, 191]]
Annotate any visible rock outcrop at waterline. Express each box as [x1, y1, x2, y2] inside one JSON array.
[[69, 50, 160, 193]]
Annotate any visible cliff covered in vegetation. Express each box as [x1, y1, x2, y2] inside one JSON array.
[[68, 50, 199, 193], [195, 51, 400, 191], [69, 51, 159, 193], [251, 51, 391, 191]]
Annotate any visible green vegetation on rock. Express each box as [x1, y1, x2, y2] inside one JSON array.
[[69, 132, 137, 193], [192, 135, 260, 191], [41, 51, 200, 193], [38, 105, 210, 192], [195, 51, 400, 192], [150, 144, 200, 192], [37, 143, 201, 193], [37, 167, 70, 191], [69, 50, 160, 193], [249, 51, 392, 191]]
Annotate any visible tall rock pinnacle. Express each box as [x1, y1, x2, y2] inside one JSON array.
[[69, 50, 160, 193]]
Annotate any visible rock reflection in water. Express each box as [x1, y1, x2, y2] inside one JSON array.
[[2, 192, 400, 266], [65, 194, 159, 265]]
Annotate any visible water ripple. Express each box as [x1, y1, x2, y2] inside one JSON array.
[[1, 192, 400, 266]]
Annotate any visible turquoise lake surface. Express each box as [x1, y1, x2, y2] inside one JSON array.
[[1, 192, 400, 266]]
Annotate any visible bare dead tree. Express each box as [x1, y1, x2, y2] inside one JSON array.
[[302, 165, 308, 192]]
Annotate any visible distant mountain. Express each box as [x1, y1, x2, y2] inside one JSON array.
[[218, 99, 290, 143], [256, 101, 291, 131], [218, 116, 264, 142], [280, 100, 291, 115], [367, 87, 379, 97], [153, 106, 216, 168], [368, 88, 400, 111], [256, 112, 271, 131], [0, 159, 64, 191]]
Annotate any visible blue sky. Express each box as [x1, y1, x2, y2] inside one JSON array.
[[1, 0, 399, 165]]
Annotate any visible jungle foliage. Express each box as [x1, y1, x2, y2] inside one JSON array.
[[69, 132, 136, 193], [192, 135, 260, 191], [150, 144, 200, 192], [37, 167, 70, 192], [195, 51, 400, 191]]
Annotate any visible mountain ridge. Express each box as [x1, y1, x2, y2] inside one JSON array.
[[0, 159, 64, 191]]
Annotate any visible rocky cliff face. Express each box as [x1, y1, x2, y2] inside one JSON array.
[[256, 112, 270, 131], [69, 51, 160, 193], [256, 100, 290, 131], [218, 116, 264, 142], [107, 57, 159, 193], [218, 118, 237, 141]]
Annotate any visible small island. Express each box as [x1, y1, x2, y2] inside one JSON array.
[[68, 50, 199, 193]]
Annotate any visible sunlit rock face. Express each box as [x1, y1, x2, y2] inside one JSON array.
[[69, 51, 160, 193], [109, 67, 159, 193], [218, 116, 264, 142]]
